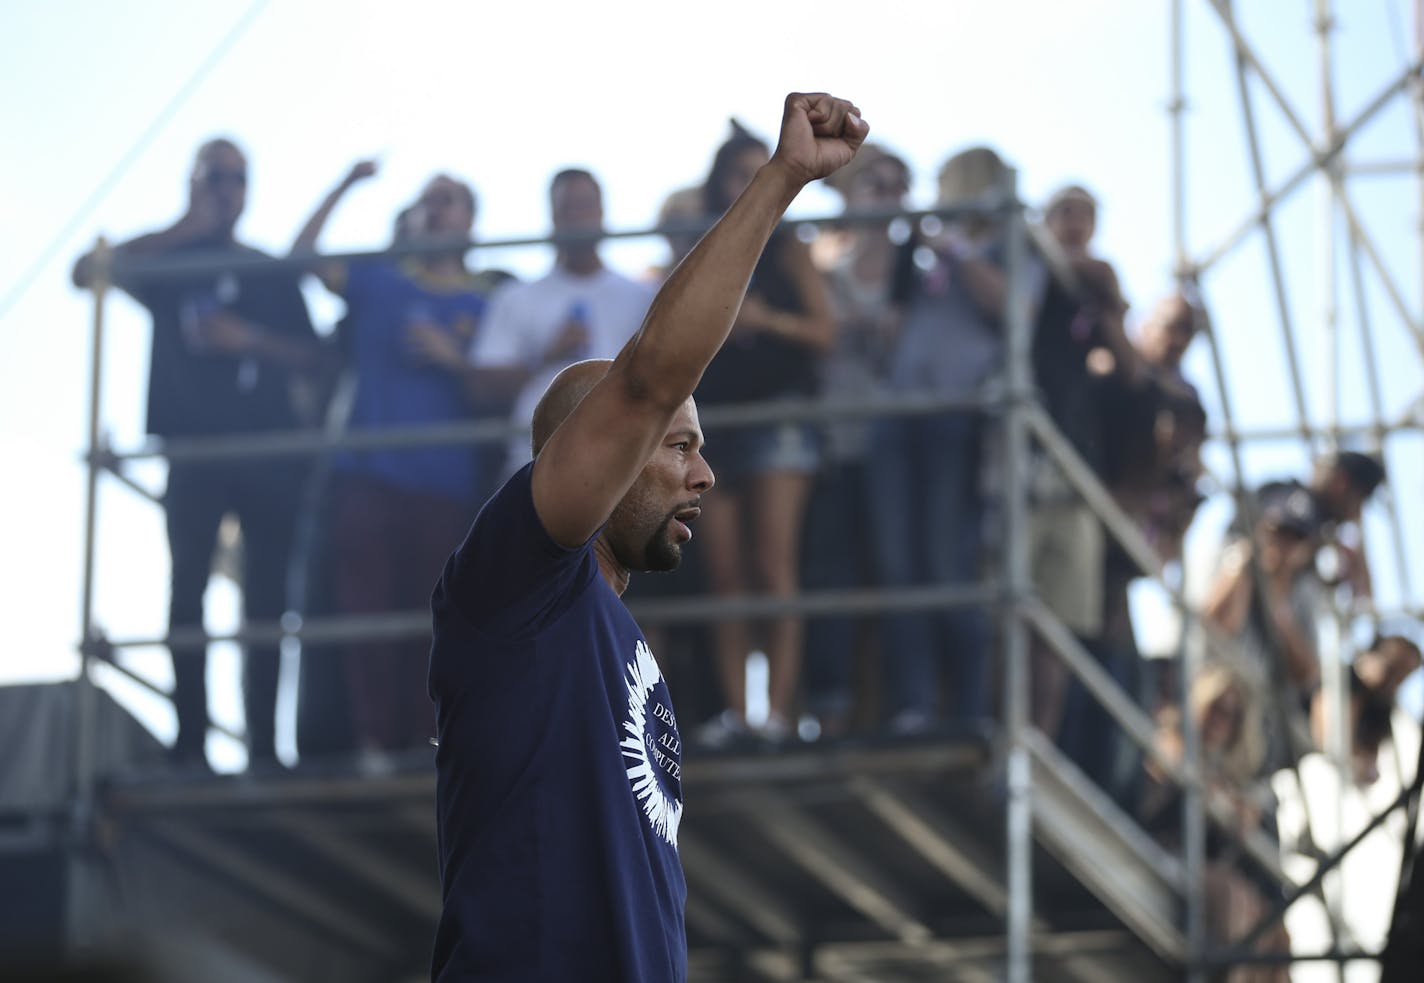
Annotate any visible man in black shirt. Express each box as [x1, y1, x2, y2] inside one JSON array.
[[74, 138, 323, 768]]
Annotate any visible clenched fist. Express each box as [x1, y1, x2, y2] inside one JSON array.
[[770, 92, 869, 186]]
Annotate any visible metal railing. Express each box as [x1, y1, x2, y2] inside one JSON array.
[[67, 162, 1421, 980]]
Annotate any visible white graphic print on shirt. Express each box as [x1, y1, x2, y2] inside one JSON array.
[[620, 640, 683, 848]]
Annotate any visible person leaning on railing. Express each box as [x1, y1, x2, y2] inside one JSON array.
[[799, 143, 912, 740], [1024, 183, 1138, 777], [290, 162, 505, 761], [1057, 291, 1211, 800], [72, 137, 326, 771], [690, 119, 837, 748], [865, 145, 1046, 735]]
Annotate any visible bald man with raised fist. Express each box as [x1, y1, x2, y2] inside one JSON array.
[[428, 93, 867, 983]]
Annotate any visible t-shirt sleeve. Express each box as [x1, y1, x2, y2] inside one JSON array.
[[124, 276, 158, 312], [438, 462, 593, 638]]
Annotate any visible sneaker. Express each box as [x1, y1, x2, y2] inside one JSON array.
[[755, 711, 794, 745], [357, 747, 397, 778], [694, 710, 751, 750]]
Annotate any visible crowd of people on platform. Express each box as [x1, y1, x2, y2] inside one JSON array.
[[72, 127, 1419, 964]]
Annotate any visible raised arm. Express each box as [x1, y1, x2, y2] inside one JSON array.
[[531, 92, 867, 547], [292, 160, 376, 252], [1202, 541, 1254, 635], [290, 160, 377, 291]]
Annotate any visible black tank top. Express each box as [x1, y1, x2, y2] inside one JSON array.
[[697, 231, 818, 405]]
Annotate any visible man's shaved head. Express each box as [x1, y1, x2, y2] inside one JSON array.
[[189, 137, 247, 238], [194, 137, 244, 172], [529, 357, 711, 576], [531, 359, 613, 457]]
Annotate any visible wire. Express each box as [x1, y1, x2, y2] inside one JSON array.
[[0, 0, 269, 321]]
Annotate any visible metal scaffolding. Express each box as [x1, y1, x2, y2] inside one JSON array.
[[1171, 0, 1424, 979], [47, 3, 1424, 979]]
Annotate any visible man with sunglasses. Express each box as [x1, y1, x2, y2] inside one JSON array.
[[73, 138, 323, 771]]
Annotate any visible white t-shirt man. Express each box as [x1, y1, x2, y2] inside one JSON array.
[[471, 266, 655, 475]]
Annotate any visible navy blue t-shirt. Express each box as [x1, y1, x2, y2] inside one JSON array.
[[428, 463, 687, 982]]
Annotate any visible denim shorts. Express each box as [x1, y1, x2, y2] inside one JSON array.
[[706, 420, 822, 486]]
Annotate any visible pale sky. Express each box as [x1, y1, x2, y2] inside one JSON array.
[[1, 0, 1421, 762]]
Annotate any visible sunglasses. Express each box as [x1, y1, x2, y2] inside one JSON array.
[[1266, 522, 1310, 541], [202, 169, 247, 188]]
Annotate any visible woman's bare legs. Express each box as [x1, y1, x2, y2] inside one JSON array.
[[752, 470, 814, 727], [698, 489, 749, 721]]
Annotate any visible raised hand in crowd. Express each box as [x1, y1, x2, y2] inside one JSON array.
[[292, 158, 379, 256], [1204, 515, 1322, 693], [344, 159, 378, 187]]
